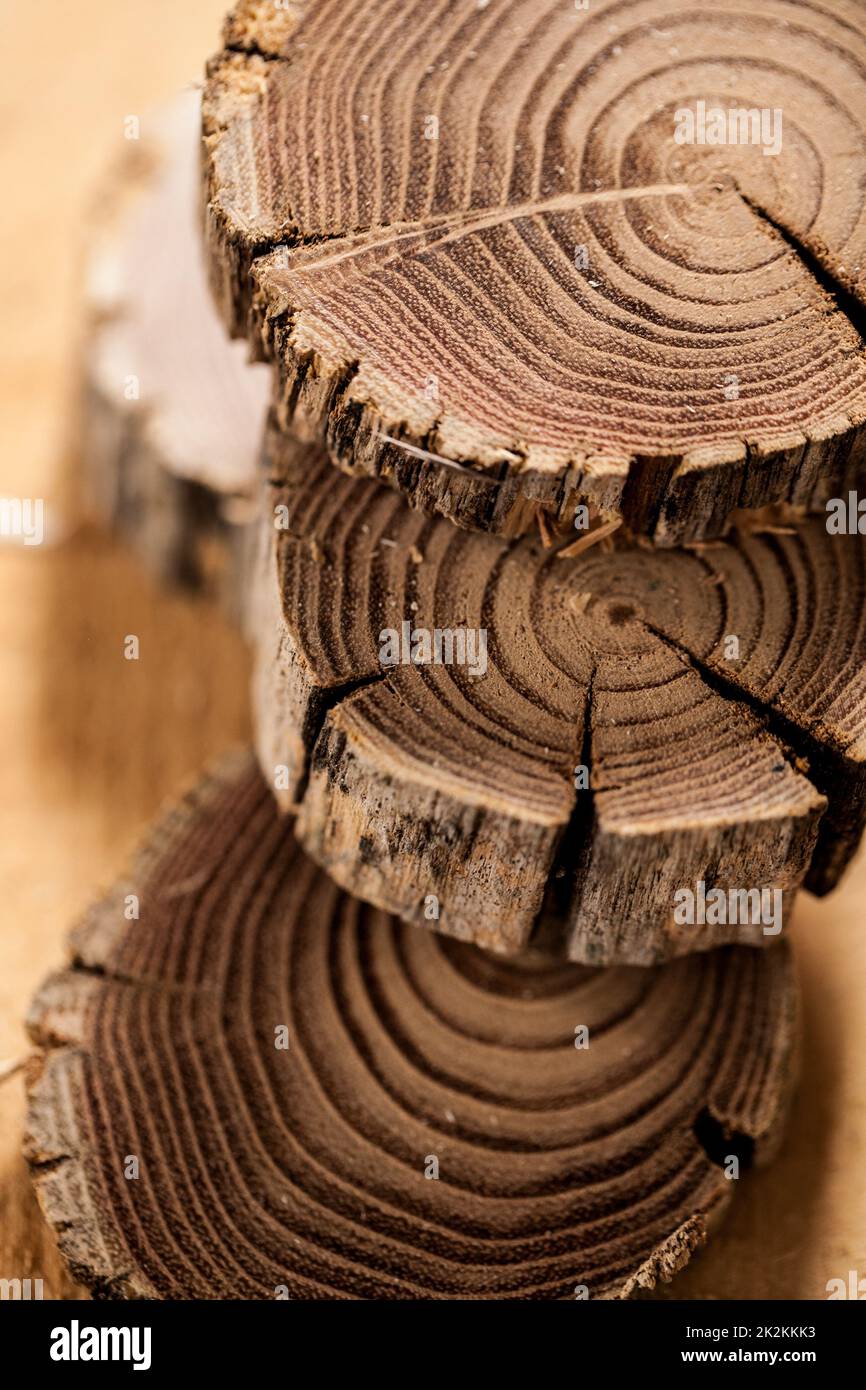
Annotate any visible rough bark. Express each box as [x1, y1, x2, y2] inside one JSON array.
[[82, 89, 269, 605], [249, 425, 866, 963], [25, 751, 798, 1300], [203, 0, 866, 542]]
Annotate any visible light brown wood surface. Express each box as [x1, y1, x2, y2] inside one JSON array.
[[0, 0, 864, 1301]]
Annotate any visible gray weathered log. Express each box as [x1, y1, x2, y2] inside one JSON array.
[[82, 89, 269, 607]]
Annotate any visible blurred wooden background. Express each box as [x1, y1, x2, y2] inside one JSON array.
[[0, 0, 863, 1301]]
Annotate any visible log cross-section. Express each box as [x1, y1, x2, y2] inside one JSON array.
[[204, 0, 866, 542], [251, 426, 866, 963], [25, 752, 798, 1300]]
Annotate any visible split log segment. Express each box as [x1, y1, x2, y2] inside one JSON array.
[[251, 426, 866, 963], [24, 751, 798, 1300], [83, 89, 270, 602], [203, 0, 866, 543]]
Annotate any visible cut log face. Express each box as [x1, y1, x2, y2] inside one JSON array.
[[203, 0, 866, 542], [251, 426, 866, 963], [25, 752, 798, 1300], [84, 89, 269, 596]]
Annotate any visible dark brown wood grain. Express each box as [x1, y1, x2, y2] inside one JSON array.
[[25, 751, 798, 1300], [249, 424, 866, 963], [203, 0, 866, 542]]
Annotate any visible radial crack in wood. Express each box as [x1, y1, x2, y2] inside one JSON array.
[[250, 426, 866, 962], [202, 0, 866, 542], [83, 89, 270, 604], [24, 751, 798, 1300]]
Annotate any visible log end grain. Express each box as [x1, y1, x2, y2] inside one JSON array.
[[25, 752, 798, 1300], [203, 0, 866, 541], [250, 428, 866, 962]]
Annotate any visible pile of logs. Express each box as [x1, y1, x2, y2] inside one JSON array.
[[25, 0, 866, 1299]]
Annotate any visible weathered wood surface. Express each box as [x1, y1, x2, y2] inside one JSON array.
[[83, 87, 269, 600], [251, 426, 866, 962], [204, 0, 866, 542], [25, 751, 797, 1300]]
